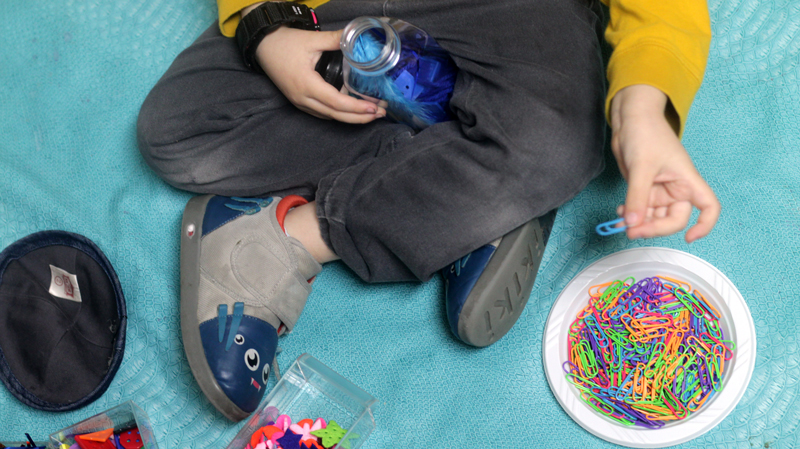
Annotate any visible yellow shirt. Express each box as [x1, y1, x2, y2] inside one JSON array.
[[217, 0, 711, 136]]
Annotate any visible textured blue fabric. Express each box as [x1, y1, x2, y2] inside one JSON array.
[[0, 0, 798, 448]]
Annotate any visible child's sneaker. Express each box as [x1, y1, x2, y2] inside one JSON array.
[[442, 210, 556, 347], [179, 194, 321, 421]]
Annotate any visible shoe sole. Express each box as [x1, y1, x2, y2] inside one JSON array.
[[456, 211, 556, 347], [180, 194, 249, 422]]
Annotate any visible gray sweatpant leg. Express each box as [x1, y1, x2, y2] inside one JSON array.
[[137, 0, 607, 282]]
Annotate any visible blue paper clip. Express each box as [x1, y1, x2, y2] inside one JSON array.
[[595, 218, 627, 236]]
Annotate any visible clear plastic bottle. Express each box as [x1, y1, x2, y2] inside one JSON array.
[[339, 17, 458, 130]]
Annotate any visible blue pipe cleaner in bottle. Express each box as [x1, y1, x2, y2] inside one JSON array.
[[340, 17, 458, 130]]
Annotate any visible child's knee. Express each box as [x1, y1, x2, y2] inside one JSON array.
[[136, 103, 200, 192], [497, 116, 606, 200]]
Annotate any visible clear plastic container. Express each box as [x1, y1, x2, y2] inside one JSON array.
[[340, 16, 458, 130], [47, 401, 158, 449], [226, 353, 377, 449]]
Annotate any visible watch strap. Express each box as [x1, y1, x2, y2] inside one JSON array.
[[236, 2, 321, 72]]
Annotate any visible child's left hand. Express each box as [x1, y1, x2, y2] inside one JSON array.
[[610, 84, 721, 243]]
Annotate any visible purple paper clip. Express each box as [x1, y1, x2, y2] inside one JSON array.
[[596, 218, 627, 236]]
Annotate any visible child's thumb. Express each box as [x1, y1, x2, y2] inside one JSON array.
[[314, 30, 344, 50], [624, 169, 654, 228]]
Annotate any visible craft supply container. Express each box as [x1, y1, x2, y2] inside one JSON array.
[[226, 353, 377, 449], [543, 248, 756, 448], [47, 401, 158, 449], [340, 16, 457, 130]]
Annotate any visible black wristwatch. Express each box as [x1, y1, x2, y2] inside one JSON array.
[[236, 2, 320, 73]]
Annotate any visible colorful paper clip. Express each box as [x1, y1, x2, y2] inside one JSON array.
[[595, 218, 627, 236]]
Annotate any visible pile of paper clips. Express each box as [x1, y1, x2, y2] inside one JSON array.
[[563, 275, 735, 428]]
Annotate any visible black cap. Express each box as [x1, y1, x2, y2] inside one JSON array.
[[0, 231, 126, 412], [315, 50, 344, 91]]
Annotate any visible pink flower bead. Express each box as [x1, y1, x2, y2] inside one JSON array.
[[275, 414, 292, 431], [289, 419, 318, 443]]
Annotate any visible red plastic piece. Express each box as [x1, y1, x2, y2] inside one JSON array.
[[81, 429, 114, 443], [117, 428, 143, 449], [74, 435, 115, 449]]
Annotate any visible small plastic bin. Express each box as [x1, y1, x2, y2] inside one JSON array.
[[47, 401, 158, 449], [227, 353, 377, 449]]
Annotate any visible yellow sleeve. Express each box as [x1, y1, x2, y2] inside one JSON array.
[[217, 0, 332, 37], [217, 0, 263, 37], [601, 0, 712, 136]]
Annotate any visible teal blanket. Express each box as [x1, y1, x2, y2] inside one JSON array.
[[1, 0, 798, 447]]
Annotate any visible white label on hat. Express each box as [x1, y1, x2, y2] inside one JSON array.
[[48, 265, 82, 303]]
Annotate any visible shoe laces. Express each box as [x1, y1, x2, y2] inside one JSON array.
[[449, 253, 471, 277], [224, 197, 273, 215], [217, 302, 245, 351]]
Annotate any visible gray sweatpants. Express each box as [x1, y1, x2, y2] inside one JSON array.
[[137, 0, 607, 283]]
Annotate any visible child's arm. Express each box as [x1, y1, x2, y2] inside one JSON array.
[[602, 0, 720, 242], [218, 1, 385, 123], [610, 84, 720, 243]]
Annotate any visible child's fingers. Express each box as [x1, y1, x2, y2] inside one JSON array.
[[312, 30, 345, 51], [685, 211, 718, 243], [685, 178, 721, 243], [616, 205, 661, 221], [296, 106, 329, 120], [623, 165, 657, 227], [302, 98, 383, 124], [626, 201, 692, 239], [307, 77, 383, 115]]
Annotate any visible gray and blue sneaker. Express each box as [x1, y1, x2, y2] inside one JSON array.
[[180, 194, 321, 421], [442, 210, 556, 347]]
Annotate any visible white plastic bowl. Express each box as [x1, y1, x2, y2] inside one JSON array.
[[543, 247, 756, 448]]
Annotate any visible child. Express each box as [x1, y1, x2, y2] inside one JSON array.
[[137, 0, 721, 421]]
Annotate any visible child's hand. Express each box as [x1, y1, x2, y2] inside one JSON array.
[[610, 85, 720, 243], [253, 26, 386, 123]]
